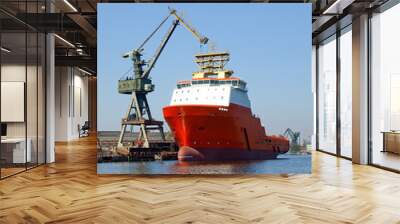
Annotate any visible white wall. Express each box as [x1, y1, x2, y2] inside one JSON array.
[[1, 62, 47, 164], [55, 67, 89, 141], [1, 65, 35, 138]]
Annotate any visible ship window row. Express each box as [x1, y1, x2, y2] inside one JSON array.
[[175, 87, 226, 94], [173, 96, 225, 102], [177, 80, 247, 90]]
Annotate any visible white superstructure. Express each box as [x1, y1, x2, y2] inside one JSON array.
[[170, 79, 251, 108]]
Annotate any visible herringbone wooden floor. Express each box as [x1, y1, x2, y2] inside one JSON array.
[[1, 136, 400, 224]]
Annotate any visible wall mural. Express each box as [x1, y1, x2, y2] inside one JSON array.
[[97, 3, 313, 174]]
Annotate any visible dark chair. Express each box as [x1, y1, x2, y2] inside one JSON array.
[[79, 121, 90, 138]]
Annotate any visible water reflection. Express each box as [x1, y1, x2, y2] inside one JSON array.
[[97, 154, 311, 175]]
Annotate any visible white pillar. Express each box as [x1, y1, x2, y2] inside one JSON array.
[[46, 33, 55, 163], [45, 0, 55, 163], [352, 14, 369, 164], [312, 45, 317, 150]]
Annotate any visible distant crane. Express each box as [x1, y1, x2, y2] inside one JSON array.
[[283, 128, 301, 146], [117, 8, 209, 149]]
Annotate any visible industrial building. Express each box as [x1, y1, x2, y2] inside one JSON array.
[[0, 0, 400, 222]]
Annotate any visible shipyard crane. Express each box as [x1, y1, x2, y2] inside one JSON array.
[[283, 128, 301, 146], [117, 8, 209, 149]]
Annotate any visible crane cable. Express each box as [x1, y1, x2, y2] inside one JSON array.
[[137, 13, 172, 51], [121, 14, 172, 80]]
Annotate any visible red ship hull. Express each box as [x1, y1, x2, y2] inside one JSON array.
[[163, 103, 289, 161]]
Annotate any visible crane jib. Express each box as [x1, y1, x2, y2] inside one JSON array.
[[142, 19, 180, 79]]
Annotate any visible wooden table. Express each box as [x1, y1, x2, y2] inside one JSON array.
[[382, 131, 400, 154]]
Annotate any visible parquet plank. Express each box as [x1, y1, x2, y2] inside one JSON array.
[[0, 136, 399, 223]]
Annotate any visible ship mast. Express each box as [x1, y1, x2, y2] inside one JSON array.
[[192, 52, 234, 79]]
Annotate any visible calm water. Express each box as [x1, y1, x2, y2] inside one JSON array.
[[97, 154, 311, 174]]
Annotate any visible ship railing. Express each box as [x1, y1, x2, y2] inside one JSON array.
[[176, 79, 248, 91]]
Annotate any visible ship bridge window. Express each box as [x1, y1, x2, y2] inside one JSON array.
[[179, 84, 190, 88], [238, 80, 247, 89]]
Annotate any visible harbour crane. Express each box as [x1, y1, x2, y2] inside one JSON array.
[[117, 8, 209, 149], [283, 128, 301, 146]]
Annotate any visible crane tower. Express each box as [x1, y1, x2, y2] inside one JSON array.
[[117, 8, 209, 149]]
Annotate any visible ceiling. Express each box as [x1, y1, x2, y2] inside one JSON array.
[[1, 0, 98, 74]]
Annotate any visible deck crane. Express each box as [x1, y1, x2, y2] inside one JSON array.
[[117, 8, 209, 149]]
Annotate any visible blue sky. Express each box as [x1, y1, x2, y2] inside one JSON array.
[[98, 3, 313, 140]]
